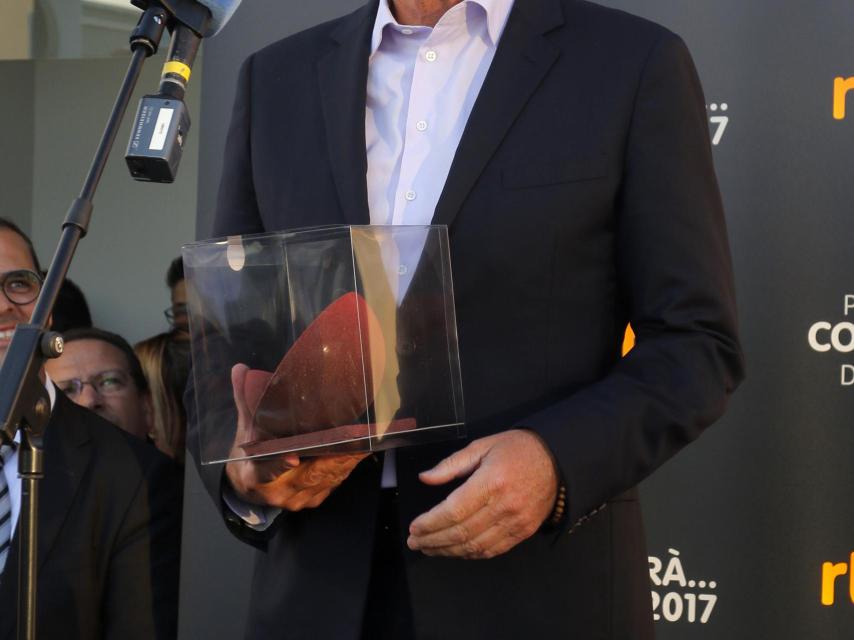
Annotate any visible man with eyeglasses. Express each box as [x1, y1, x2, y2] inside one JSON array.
[[45, 328, 153, 441], [0, 233, 42, 358], [0, 218, 180, 639], [162, 256, 191, 400], [164, 256, 189, 339]]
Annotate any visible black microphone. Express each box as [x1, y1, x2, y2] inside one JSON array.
[[125, 0, 242, 183], [158, 24, 202, 102]]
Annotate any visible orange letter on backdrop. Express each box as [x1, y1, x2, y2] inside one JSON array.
[[850, 552, 854, 604], [821, 560, 849, 605], [622, 325, 635, 356], [833, 77, 854, 120]]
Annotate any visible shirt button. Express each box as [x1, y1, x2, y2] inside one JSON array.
[[425, 50, 437, 62], [415, 120, 428, 132], [405, 190, 417, 201], [401, 28, 413, 35]]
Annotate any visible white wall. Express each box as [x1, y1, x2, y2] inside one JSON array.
[[19, 55, 199, 344], [0, 61, 35, 233]]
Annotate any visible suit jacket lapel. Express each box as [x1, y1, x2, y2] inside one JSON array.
[[0, 393, 91, 639], [36, 393, 91, 573], [433, 0, 564, 228], [317, 1, 378, 226]]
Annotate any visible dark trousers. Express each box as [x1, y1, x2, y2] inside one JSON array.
[[360, 489, 415, 639]]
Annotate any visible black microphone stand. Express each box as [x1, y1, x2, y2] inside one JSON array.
[[0, 5, 172, 640]]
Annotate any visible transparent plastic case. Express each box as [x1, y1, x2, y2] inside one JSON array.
[[183, 225, 465, 464]]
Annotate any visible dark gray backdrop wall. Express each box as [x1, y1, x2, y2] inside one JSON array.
[[184, 1, 854, 638], [597, 2, 854, 638]]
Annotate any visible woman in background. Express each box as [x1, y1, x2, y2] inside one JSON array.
[[135, 331, 189, 464]]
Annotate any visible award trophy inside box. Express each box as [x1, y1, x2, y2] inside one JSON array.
[[183, 225, 465, 464]]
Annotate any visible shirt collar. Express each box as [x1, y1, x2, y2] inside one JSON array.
[[371, 0, 398, 54], [45, 372, 56, 411], [371, 0, 515, 55]]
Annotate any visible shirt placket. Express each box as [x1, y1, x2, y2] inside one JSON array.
[[392, 13, 463, 226]]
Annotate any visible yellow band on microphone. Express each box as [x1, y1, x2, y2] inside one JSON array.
[[162, 61, 192, 83]]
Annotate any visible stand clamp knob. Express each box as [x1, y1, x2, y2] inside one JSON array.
[[41, 332, 64, 359]]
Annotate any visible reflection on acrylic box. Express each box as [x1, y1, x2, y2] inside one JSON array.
[[183, 225, 465, 464]]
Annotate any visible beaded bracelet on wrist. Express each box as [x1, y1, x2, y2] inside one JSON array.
[[549, 483, 567, 526]]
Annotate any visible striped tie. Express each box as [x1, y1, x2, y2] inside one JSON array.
[[0, 443, 14, 575]]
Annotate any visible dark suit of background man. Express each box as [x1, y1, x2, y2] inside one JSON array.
[[189, 0, 744, 637], [0, 219, 182, 640]]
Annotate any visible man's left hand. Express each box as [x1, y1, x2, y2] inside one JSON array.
[[407, 429, 559, 559]]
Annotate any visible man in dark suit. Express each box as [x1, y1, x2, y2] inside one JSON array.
[[190, 0, 744, 637], [0, 219, 182, 639]]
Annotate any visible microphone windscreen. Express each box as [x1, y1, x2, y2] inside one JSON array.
[[197, 0, 242, 36], [251, 292, 386, 438]]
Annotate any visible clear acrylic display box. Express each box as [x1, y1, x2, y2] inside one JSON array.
[[183, 225, 465, 464]]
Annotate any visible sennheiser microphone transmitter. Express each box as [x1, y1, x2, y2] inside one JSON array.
[[125, 94, 191, 183]]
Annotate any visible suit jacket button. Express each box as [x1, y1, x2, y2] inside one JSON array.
[[396, 340, 416, 356]]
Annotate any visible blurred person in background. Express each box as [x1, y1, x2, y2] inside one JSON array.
[[131, 255, 193, 464], [45, 327, 153, 442], [163, 256, 192, 399], [135, 332, 187, 465], [165, 256, 189, 340]]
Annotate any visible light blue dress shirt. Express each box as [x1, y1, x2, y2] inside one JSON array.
[[368, 0, 513, 488], [366, 0, 514, 227]]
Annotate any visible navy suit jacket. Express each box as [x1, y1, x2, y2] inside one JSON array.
[[0, 392, 181, 640], [191, 0, 744, 637]]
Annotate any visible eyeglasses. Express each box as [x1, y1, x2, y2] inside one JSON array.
[[57, 370, 131, 398], [164, 303, 188, 326], [1, 269, 43, 306]]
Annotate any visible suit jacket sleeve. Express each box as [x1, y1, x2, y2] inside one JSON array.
[[211, 53, 265, 239], [102, 454, 182, 640], [186, 51, 286, 547], [185, 365, 279, 548], [525, 32, 744, 532]]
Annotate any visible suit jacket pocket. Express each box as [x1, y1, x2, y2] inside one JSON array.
[[501, 154, 608, 189]]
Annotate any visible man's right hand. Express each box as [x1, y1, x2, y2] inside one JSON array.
[[225, 364, 367, 511]]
